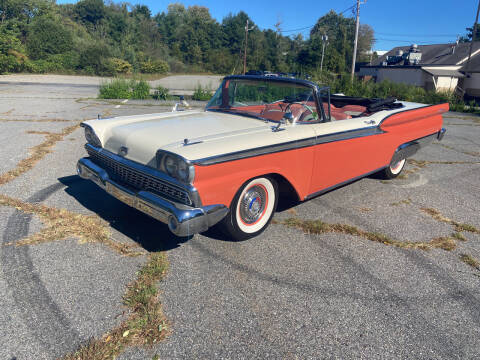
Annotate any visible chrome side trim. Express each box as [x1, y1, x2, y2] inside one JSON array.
[[304, 166, 387, 201], [77, 158, 228, 237], [193, 136, 316, 166], [391, 131, 441, 165], [85, 144, 202, 207], [314, 126, 383, 145], [193, 126, 383, 166]]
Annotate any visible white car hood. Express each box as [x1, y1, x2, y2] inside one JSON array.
[[86, 111, 277, 166]]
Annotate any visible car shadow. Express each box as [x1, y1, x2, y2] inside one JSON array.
[[58, 175, 191, 252]]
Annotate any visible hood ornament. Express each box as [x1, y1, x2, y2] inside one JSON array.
[[183, 138, 203, 146]]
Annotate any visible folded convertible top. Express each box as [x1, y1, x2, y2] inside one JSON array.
[[329, 95, 403, 113]]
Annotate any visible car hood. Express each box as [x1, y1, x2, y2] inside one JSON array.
[[85, 110, 278, 167]]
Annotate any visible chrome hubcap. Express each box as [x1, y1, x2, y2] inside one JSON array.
[[240, 185, 267, 224]]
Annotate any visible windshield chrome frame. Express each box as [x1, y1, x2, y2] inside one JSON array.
[[205, 75, 331, 124]]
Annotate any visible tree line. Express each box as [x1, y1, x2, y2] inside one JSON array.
[[1, 0, 377, 76]]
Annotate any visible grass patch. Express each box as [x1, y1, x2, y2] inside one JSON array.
[[0, 124, 79, 185], [0, 118, 71, 122], [62, 252, 169, 360], [460, 254, 480, 270], [278, 217, 457, 251], [152, 85, 173, 100], [98, 78, 151, 100], [390, 199, 412, 206], [192, 84, 212, 101], [0, 194, 143, 257], [452, 232, 467, 242], [421, 208, 479, 233]]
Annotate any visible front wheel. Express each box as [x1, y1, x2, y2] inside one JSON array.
[[218, 176, 278, 241], [380, 158, 406, 179]]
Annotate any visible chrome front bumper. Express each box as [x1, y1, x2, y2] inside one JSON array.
[[77, 158, 228, 237]]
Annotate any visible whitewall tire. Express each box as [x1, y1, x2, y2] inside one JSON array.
[[218, 176, 278, 241], [380, 158, 406, 179]]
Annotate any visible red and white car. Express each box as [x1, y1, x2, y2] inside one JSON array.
[[77, 75, 448, 240]]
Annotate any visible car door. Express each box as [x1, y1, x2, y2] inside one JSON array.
[[307, 115, 387, 196]]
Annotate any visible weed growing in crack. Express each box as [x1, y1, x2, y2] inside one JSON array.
[[460, 254, 480, 271], [277, 217, 456, 251], [62, 252, 169, 360], [0, 124, 79, 185], [0, 194, 143, 257], [421, 208, 479, 233]]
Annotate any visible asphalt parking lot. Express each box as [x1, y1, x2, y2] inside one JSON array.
[[0, 78, 479, 359]]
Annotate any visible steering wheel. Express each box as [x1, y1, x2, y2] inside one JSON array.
[[285, 102, 316, 122], [260, 101, 285, 117]]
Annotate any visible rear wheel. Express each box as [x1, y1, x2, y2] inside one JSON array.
[[380, 158, 406, 179], [218, 176, 278, 241]]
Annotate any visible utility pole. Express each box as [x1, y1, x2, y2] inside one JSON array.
[[320, 34, 328, 72], [465, 0, 480, 73], [243, 19, 254, 74], [351, 0, 364, 81]]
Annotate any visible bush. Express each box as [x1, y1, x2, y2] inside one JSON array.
[[109, 58, 132, 74], [98, 78, 151, 99], [140, 59, 169, 74], [192, 84, 212, 101], [98, 79, 132, 99], [131, 79, 150, 99], [314, 73, 475, 114], [152, 85, 171, 100], [26, 16, 73, 60]]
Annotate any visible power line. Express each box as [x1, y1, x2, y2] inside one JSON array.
[[279, 2, 356, 33], [376, 32, 459, 37], [374, 38, 450, 44]]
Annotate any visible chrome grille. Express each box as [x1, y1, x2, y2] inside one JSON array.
[[87, 147, 192, 205]]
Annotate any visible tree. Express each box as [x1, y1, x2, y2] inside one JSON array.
[[460, 23, 480, 42], [26, 15, 73, 59], [74, 0, 105, 25]]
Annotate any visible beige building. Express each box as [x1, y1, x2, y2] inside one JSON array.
[[358, 42, 480, 96]]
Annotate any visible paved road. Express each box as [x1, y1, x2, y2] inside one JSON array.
[[0, 74, 224, 96], [0, 80, 479, 359]]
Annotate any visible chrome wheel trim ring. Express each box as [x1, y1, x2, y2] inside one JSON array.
[[239, 185, 268, 225], [390, 159, 406, 175]]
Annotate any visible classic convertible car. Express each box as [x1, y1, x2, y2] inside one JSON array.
[[77, 75, 448, 240]]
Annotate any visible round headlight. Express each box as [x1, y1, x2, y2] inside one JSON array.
[[164, 155, 177, 177], [177, 160, 189, 182], [84, 125, 102, 148], [158, 152, 195, 184]]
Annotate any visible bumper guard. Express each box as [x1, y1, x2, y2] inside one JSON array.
[[77, 158, 228, 237]]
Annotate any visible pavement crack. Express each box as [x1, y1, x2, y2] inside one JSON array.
[[0, 193, 144, 257], [0, 123, 80, 185]]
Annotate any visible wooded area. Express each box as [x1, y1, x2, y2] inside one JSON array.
[[0, 0, 375, 76]]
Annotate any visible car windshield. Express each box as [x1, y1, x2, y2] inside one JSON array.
[[206, 78, 321, 123]]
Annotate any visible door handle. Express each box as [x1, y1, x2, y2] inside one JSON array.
[[364, 119, 375, 125]]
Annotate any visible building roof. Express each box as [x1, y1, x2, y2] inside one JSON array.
[[423, 68, 465, 78], [371, 42, 480, 66], [460, 54, 480, 73]]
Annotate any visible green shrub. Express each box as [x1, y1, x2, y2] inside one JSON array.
[[152, 86, 171, 100], [192, 84, 212, 101], [98, 79, 151, 99], [98, 79, 131, 99], [315, 73, 476, 114], [140, 59, 169, 74], [26, 15, 73, 60], [109, 58, 132, 74], [131, 79, 150, 99]]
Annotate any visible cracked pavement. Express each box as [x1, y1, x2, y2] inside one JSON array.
[[0, 77, 479, 359]]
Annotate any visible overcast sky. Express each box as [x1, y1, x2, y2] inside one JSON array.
[[58, 0, 478, 51]]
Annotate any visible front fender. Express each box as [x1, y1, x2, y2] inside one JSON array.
[[193, 146, 315, 207]]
